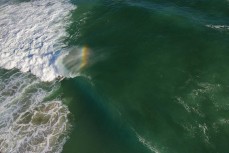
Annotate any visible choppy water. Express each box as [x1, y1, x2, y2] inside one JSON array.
[[1, 0, 229, 153]]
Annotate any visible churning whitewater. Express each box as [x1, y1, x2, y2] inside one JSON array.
[[0, 0, 76, 81], [0, 0, 76, 152], [0, 71, 71, 153]]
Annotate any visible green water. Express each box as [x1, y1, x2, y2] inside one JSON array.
[[0, 0, 228, 152], [61, 0, 229, 153]]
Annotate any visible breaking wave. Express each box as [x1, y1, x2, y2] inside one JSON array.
[[0, 1, 77, 152], [0, 0, 76, 81]]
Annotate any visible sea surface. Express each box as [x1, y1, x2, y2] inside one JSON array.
[[1, 0, 229, 153]]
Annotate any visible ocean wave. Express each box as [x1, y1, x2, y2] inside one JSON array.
[[0, 71, 71, 153], [0, 0, 76, 81]]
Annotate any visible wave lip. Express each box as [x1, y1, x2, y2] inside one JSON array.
[[0, 0, 76, 81]]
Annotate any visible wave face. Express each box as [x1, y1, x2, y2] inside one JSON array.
[[0, 70, 71, 153], [0, 0, 76, 81]]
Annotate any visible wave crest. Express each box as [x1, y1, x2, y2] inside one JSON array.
[[0, 0, 76, 81]]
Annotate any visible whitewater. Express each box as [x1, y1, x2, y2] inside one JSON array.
[[0, 0, 76, 81], [0, 0, 77, 152]]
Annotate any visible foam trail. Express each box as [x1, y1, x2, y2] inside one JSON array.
[[136, 134, 160, 153], [0, 0, 76, 81], [0, 70, 71, 153], [206, 24, 229, 31], [131, 128, 161, 153]]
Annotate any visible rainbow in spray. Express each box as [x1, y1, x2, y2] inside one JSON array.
[[80, 46, 90, 69]]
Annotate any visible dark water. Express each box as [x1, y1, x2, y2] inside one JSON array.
[[61, 0, 229, 153]]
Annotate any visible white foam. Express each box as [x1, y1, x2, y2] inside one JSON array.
[[206, 24, 229, 31], [131, 128, 161, 153], [136, 133, 160, 153], [0, 71, 71, 153], [0, 0, 76, 81]]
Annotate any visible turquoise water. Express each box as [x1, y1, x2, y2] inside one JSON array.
[[1, 0, 229, 153]]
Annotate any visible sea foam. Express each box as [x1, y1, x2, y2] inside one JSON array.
[[0, 71, 71, 153], [206, 24, 229, 31], [0, 0, 76, 81]]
